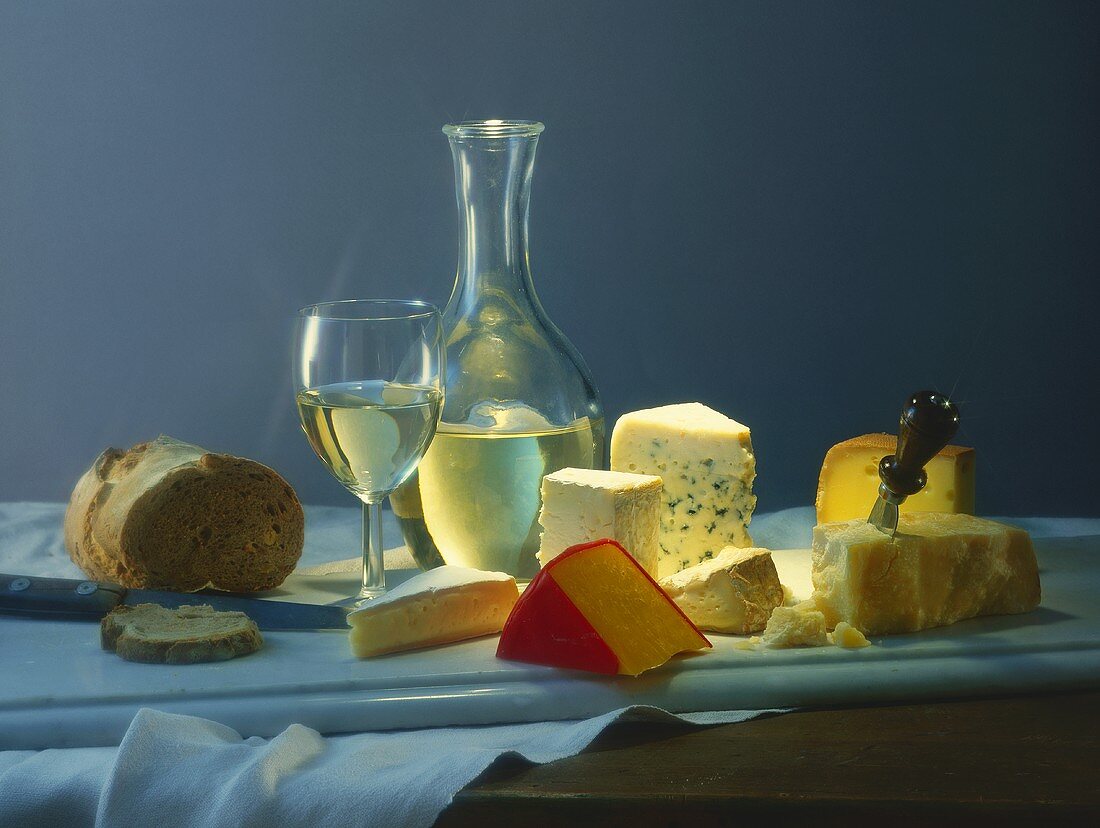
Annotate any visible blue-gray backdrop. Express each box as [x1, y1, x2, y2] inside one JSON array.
[[1, 1, 1097, 516]]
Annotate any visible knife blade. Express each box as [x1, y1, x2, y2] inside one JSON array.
[[0, 573, 349, 630], [867, 488, 900, 537], [868, 390, 960, 536]]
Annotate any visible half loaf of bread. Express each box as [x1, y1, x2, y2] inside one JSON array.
[[101, 603, 263, 664], [65, 435, 304, 592]]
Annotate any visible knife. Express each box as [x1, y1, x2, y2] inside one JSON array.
[[0, 573, 349, 630], [868, 390, 960, 536]]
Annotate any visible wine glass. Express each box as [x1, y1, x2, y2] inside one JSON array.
[[294, 299, 444, 603]]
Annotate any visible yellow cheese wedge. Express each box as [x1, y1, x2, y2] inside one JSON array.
[[811, 514, 1040, 635], [815, 434, 975, 524], [548, 541, 711, 676], [497, 539, 711, 676]]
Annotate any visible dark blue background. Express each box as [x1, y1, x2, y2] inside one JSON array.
[[1, 1, 1097, 515]]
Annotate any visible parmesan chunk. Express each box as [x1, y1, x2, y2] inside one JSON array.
[[812, 514, 1040, 635]]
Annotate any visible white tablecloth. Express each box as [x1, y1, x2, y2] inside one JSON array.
[[2, 503, 1096, 827]]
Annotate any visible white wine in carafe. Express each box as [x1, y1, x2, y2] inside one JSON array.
[[392, 417, 604, 579]]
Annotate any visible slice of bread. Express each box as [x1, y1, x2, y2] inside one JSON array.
[[101, 603, 264, 664]]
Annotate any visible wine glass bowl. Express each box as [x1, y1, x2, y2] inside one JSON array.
[[294, 299, 444, 602]]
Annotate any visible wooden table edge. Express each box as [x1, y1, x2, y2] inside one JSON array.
[[438, 690, 1100, 827]]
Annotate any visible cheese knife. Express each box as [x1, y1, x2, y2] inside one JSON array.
[[868, 390, 960, 537], [0, 573, 350, 630]]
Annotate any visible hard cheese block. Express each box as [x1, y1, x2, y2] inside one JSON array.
[[611, 402, 756, 579], [812, 514, 1040, 635], [816, 433, 975, 523], [537, 467, 663, 576], [348, 566, 518, 657], [497, 539, 711, 676], [658, 547, 783, 634]]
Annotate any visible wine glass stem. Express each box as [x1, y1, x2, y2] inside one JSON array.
[[359, 499, 386, 599]]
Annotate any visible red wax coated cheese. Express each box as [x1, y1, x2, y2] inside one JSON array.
[[496, 563, 619, 674], [497, 538, 711, 676]]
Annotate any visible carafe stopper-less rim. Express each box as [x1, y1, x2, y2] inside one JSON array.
[[443, 120, 545, 138]]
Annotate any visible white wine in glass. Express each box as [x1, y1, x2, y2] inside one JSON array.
[[294, 300, 444, 603]]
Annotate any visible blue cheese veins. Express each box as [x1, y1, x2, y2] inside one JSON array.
[[610, 402, 756, 579]]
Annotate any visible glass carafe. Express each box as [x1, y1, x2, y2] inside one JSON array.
[[392, 120, 604, 579]]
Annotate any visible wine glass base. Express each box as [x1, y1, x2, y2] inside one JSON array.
[[352, 586, 387, 607]]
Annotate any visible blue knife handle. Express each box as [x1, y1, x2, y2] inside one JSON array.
[[0, 573, 125, 618]]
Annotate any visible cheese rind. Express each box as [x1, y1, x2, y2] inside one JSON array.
[[811, 514, 1040, 635], [610, 403, 756, 579], [658, 547, 783, 634], [537, 468, 663, 576], [497, 539, 711, 676], [348, 566, 518, 658], [761, 601, 828, 648], [816, 434, 975, 524]]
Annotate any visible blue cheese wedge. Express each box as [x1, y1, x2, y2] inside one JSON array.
[[610, 402, 756, 579], [537, 468, 663, 576], [347, 566, 518, 658]]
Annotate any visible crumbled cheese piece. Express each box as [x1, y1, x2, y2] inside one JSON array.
[[829, 621, 871, 649], [732, 635, 762, 651], [761, 601, 828, 648]]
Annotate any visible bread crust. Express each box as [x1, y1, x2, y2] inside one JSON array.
[[65, 436, 304, 592], [101, 603, 263, 664]]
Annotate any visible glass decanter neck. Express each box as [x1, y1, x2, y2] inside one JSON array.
[[445, 121, 545, 310]]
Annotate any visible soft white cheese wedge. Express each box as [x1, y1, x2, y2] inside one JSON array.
[[610, 402, 756, 579], [658, 547, 783, 634], [347, 566, 518, 658], [537, 467, 663, 576]]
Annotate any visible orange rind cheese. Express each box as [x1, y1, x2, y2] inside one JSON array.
[[497, 538, 711, 676], [816, 434, 975, 524]]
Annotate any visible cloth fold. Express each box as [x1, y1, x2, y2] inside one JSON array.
[[0, 705, 772, 828]]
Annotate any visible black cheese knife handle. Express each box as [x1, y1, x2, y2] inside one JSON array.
[[879, 390, 960, 498], [0, 573, 125, 618]]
